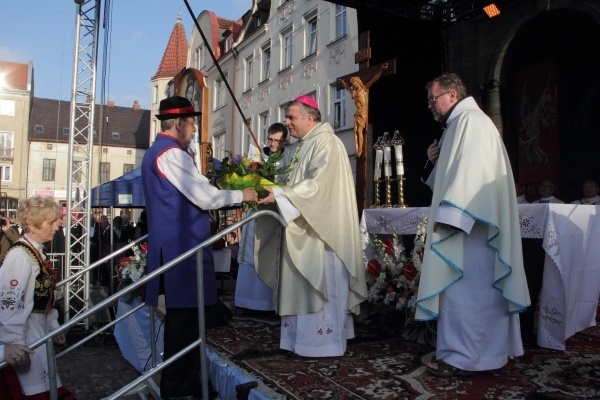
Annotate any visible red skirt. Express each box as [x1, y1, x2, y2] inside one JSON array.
[[0, 366, 75, 400]]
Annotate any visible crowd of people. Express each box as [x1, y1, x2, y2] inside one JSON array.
[[2, 78, 599, 398]]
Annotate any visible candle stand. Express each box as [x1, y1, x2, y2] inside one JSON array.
[[371, 178, 382, 208], [394, 175, 408, 208], [383, 176, 393, 208]]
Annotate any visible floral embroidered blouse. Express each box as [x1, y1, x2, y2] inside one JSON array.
[[0, 237, 59, 345]]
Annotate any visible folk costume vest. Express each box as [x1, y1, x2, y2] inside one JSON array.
[[141, 134, 217, 308]]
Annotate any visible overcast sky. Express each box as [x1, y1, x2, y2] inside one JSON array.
[[0, 0, 251, 109]]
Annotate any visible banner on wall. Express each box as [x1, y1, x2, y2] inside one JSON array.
[[516, 61, 560, 189]]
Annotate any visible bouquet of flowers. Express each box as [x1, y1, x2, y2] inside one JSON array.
[[210, 151, 291, 210], [116, 243, 148, 304], [366, 215, 428, 327]]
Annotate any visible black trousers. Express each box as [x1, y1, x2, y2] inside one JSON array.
[[161, 307, 202, 398]]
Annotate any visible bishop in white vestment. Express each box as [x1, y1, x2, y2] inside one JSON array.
[[256, 96, 367, 357]]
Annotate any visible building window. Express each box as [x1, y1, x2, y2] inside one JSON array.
[[282, 30, 293, 69], [0, 100, 15, 117], [260, 112, 269, 143], [261, 46, 271, 81], [194, 45, 205, 69], [243, 118, 253, 154], [245, 56, 254, 91], [62, 127, 69, 135], [213, 132, 226, 160], [127, 149, 132, 155], [306, 16, 318, 55], [0, 132, 14, 158], [0, 165, 12, 182], [333, 86, 346, 130], [123, 163, 134, 174], [280, 104, 289, 124], [47, 144, 53, 150], [112, 132, 120, 139], [215, 73, 227, 109], [99, 162, 110, 184], [153, 85, 158, 104], [224, 35, 233, 53], [335, 5, 347, 39], [42, 158, 56, 181], [35, 125, 44, 133], [73, 160, 82, 183]]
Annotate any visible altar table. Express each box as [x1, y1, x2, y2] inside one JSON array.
[[360, 204, 600, 350]]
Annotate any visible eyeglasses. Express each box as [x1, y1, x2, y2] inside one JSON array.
[[267, 138, 282, 143], [427, 91, 450, 105]]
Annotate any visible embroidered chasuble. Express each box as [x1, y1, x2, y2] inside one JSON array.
[[255, 122, 368, 316]]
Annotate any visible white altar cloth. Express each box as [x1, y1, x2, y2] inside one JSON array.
[[360, 204, 600, 350], [114, 299, 165, 373]]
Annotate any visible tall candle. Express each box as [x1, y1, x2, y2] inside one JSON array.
[[383, 146, 392, 177], [392, 130, 405, 176], [374, 148, 383, 180], [394, 143, 404, 175]]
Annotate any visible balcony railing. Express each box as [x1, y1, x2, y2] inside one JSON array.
[[0, 148, 14, 158]]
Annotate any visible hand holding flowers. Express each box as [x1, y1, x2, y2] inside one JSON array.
[[211, 151, 291, 210]]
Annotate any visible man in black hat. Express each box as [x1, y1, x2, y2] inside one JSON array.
[[141, 96, 257, 399]]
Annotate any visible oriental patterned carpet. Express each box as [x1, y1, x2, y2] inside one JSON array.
[[206, 303, 600, 400]]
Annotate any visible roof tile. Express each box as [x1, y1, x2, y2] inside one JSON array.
[[29, 97, 150, 149], [152, 18, 189, 80]]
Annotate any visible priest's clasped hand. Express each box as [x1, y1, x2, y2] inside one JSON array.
[[427, 139, 439, 164]]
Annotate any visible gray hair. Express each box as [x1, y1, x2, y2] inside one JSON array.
[[426, 72, 467, 101], [290, 100, 322, 123]]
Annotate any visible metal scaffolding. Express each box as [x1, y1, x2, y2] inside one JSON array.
[[65, 0, 100, 325]]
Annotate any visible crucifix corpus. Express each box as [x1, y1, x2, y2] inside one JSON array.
[[336, 31, 396, 213]]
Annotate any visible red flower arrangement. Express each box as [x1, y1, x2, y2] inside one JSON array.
[[365, 215, 428, 326], [116, 243, 148, 304]]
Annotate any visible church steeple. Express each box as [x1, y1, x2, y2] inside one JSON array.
[[152, 14, 188, 80]]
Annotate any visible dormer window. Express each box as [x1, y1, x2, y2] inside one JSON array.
[[225, 36, 233, 52], [35, 125, 44, 133]]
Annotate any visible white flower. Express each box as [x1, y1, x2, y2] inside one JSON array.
[[365, 215, 428, 322]]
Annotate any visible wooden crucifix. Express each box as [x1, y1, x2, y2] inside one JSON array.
[[336, 31, 396, 214]]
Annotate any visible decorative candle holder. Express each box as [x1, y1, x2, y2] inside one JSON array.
[[394, 175, 408, 208], [371, 178, 382, 208], [391, 130, 407, 207], [371, 136, 384, 208], [383, 176, 393, 208]]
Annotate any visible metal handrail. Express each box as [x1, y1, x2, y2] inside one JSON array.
[[0, 210, 286, 400]]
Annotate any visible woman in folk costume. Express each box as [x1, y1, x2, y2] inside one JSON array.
[[0, 196, 75, 399]]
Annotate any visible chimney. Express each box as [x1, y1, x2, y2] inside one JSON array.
[[107, 100, 115, 108], [133, 100, 140, 111]]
